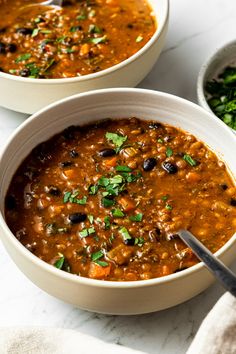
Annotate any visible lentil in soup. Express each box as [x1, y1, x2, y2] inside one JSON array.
[[5, 118, 236, 281], [0, 0, 156, 78]]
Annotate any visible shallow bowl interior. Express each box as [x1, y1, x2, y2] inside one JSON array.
[[0, 88, 236, 314]]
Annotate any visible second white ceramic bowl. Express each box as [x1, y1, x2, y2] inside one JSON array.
[[0, 0, 169, 114], [0, 88, 236, 315]]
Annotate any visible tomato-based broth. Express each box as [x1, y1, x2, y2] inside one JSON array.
[[5, 118, 236, 281], [0, 0, 156, 78]]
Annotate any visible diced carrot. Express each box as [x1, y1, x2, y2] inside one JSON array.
[[162, 265, 171, 276], [88, 262, 111, 279], [186, 171, 201, 183], [63, 169, 77, 179], [103, 156, 118, 168], [80, 43, 90, 56], [118, 197, 136, 212], [48, 205, 64, 217]]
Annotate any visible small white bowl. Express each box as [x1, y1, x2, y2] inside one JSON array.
[[0, 88, 236, 315], [0, 0, 169, 114], [197, 39, 236, 133]]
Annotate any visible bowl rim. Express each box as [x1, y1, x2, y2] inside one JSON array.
[[197, 38, 236, 122], [1, 87, 236, 289], [0, 0, 169, 85]]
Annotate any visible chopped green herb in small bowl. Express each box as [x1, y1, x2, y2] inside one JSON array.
[[197, 40, 236, 133]]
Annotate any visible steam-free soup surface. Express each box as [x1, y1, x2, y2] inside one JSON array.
[[5, 118, 236, 281], [0, 0, 156, 78]]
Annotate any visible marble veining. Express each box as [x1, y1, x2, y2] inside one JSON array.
[[1, 1, 236, 353]]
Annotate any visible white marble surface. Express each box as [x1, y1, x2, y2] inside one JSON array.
[[1, 0, 236, 353]]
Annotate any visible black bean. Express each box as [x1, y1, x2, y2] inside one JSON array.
[[70, 149, 79, 158], [143, 157, 157, 171], [69, 213, 87, 224], [98, 148, 116, 157], [149, 122, 163, 130], [62, 126, 76, 140], [162, 161, 178, 174], [127, 23, 134, 28], [63, 0, 73, 6], [124, 237, 136, 246], [166, 233, 179, 241], [16, 28, 33, 35], [6, 43, 17, 53], [60, 161, 73, 168], [6, 195, 16, 210], [19, 68, 30, 77], [220, 184, 228, 191], [0, 42, 6, 54], [0, 28, 6, 34], [230, 198, 236, 207], [47, 186, 61, 196]]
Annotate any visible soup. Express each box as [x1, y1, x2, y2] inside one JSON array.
[[5, 118, 236, 281], [0, 0, 156, 78]]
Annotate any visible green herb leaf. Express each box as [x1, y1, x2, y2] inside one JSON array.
[[66, 48, 75, 53], [109, 233, 115, 243], [88, 214, 94, 224], [32, 28, 40, 37], [89, 184, 98, 195], [15, 53, 31, 63], [134, 237, 145, 246], [111, 208, 125, 217], [104, 216, 111, 229], [115, 165, 132, 172], [183, 154, 197, 167], [102, 197, 115, 208], [165, 204, 173, 210], [105, 132, 127, 149], [91, 250, 103, 261], [63, 191, 71, 203], [119, 227, 132, 241], [96, 260, 109, 267], [76, 196, 87, 205], [54, 254, 65, 269], [136, 35, 143, 43], [109, 175, 123, 184], [41, 29, 52, 34], [129, 213, 143, 222], [161, 195, 169, 201], [166, 146, 173, 157], [79, 227, 95, 238], [43, 58, 55, 72], [157, 138, 164, 144], [89, 35, 107, 44], [77, 12, 87, 20], [88, 24, 102, 34]]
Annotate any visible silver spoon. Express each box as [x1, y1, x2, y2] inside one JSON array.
[[178, 229, 236, 297], [20, 0, 63, 12]]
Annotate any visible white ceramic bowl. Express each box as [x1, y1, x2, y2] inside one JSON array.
[[0, 88, 236, 315], [197, 39, 236, 133], [0, 0, 169, 114]]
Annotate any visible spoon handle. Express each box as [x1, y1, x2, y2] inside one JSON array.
[[178, 229, 236, 297]]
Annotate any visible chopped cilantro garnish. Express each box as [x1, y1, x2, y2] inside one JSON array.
[[136, 35, 143, 43], [115, 165, 132, 172], [63, 191, 87, 205], [105, 132, 127, 150], [25, 62, 40, 78], [109, 233, 115, 243], [102, 197, 115, 208], [77, 12, 87, 20], [15, 53, 31, 63], [66, 48, 75, 53], [165, 204, 173, 210], [41, 29, 52, 34], [183, 154, 197, 166], [54, 254, 65, 269], [44, 58, 55, 72], [111, 208, 125, 217], [79, 227, 95, 238], [104, 216, 111, 229], [129, 213, 143, 222], [88, 214, 94, 224], [161, 195, 169, 201], [32, 28, 40, 37], [119, 227, 132, 241], [89, 184, 98, 195], [109, 175, 123, 184], [96, 260, 109, 267], [98, 176, 110, 187], [88, 24, 102, 34], [91, 250, 103, 261], [166, 147, 173, 157], [134, 237, 145, 246], [157, 138, 164, 144], [89, 35, 107, 44]]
